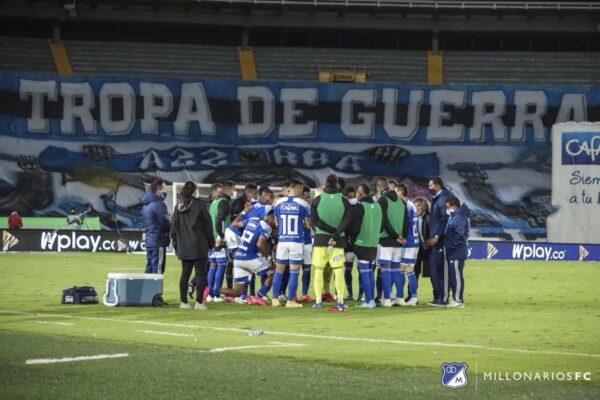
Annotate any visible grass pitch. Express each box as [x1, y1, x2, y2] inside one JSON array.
[[0, 253, 599, 399]]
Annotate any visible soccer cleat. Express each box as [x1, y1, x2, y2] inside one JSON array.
[[382, 299, 393, 308], [203, 287, 210, 300], [194, 302, 208, 311], [212, 297, 223, 303], [253, 296, 269, 306], [328, 302, 347, 312], [205, 295, 214, 303], [271, 299, 281, 307], [358, 301, 372, 308], [300, 294, 315, 302], [446, 300, 464, 309], [312, 302, 324, 309], [394, 298, 406, 306], [404, 298, 418, 307], [357, 295, 364, 302], [223, 296, 235, 303], [285, 301, 303, 309], [322, 292, 335, 302], [278, 295, 287, 302], [427, 299, 443, 307], [374, 297, 381, 305], [179, 302, 192, 309]]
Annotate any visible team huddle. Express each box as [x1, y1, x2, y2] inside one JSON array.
[[166, 174, 470, 312]]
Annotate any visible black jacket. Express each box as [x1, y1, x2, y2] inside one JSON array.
[[230, 195, 250, 220], [171, 198, 215, 260]]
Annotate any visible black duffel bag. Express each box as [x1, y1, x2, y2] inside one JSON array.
[[61, 286, 99, 305]]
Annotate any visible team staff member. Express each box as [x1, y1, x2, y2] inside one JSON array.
[[311, 174, 352, 311], [171, 181, 215, 310], [142, 179, 170, 274], [207, 180, 236, 301], [426, 176, 452, 306], [443, 196, 470, 308], [410, 197, 431, 303], [346, 184, 382, 309]]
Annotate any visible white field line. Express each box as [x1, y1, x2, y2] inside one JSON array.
[[141, 330, 194, 337], [206, 341, 306, 353], [32, 321, 75, 326], [1, 310, 599, 359], [26, 353, 129, 365]]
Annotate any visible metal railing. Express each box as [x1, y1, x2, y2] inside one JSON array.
[[190, 0, 600, 10]]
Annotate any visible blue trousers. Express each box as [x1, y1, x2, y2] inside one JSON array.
[[145, 246, 167, 274], [429, 246, 447, 302], [447, 258, 465, 302]]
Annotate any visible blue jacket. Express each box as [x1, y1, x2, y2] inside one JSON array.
[[142, 192, 170, 248], [429, 187, 452, 246], [443, 204, 471, 260]]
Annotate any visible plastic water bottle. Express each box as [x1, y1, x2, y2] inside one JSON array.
[[327, 242, 334, 255], [248, 329, 264, 336]]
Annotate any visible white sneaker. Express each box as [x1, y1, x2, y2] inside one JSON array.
[[180, 302, 192, 309], [205, 295, 213, 302], [382, 299, 393, 308], [278, 295, 287, 302], [394, 298, 406, 306], [194, 302, 208, 311], [405, 298, 418, 307], [446, 300, 464, 308], [212, 297, 223, 303]]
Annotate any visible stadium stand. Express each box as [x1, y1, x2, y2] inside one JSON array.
[[0, 36, 55, 74]]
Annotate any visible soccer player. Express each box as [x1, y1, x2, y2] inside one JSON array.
[[220, 211, 277, 306], [300, 186, 315, 302], [343, 186, 359, 301], [426, 176, 452, 306], [443, 196, 470, 308], [207, 180, 236, 302], [272, 181, 310, 308], [347, 184, 382, 308], [377, 185, 408, 307], [311, 174, 352, 311], [394, 184, 419, 306]]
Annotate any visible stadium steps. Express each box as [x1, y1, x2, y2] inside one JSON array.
[[238, 47, 258, 81], [49, 41, 74, 75], [0, 36, 56, 74], [64, 40, 241, 79], [253, 47, 428, 83], [444, 51, 600, 85]]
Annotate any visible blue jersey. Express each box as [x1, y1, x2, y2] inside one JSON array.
[[244, 204, 273, 222], [405, 200, 420, 248], [274, 196, 309, 243], [303, 205, 312, 245], [235, 219, 272, 261]]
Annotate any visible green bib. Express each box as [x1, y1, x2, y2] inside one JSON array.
[[209, 197, 230, 238], [314, 193, 345, 236], [380, 195, 406, 239], [354, 202, 382, 248]]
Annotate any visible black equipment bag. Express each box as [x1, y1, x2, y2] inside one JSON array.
[[61, 286, 99, 304]]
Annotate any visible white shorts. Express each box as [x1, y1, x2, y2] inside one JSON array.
[[208, 247, 228, 264], [303, 244, 312, 265], [400, 247, 419, 266], [224, 228, 242, 254], [378, 247, 402, 265], [345, 251, 356, 263], [233, 257, 271, 283], [276, 242, 304, 265]]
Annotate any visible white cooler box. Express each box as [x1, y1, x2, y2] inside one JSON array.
[[103, 273, 164, 307]]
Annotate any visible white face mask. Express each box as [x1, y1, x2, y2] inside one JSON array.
[[446, 208, 455, 215], [349, 198, 358, 205], [231, 191, 238, 200], [250, 196, 258, 204]]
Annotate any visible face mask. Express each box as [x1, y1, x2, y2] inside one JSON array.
[[428, 188, 437, 196], [348, 198, 358, 205], [160, 191, 167, 200], [251, 196, 258, 204], [231, 191, 238, 200], [446, 208, 455, 215]]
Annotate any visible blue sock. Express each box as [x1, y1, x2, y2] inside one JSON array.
[[376, 268, 382, 300], [302, 265, 311, 295], [214, 263, 226, 297], [288, 269, 300, 300], [407, 271, 417, 298], [207, 265, 216, 297], [271, 271, 283, 299], [226, 269, 233, 289], [260, 273, 267, 288], [257, 276, 271, 298], [249, 274, 256, 296], [381, 265, 392, 299], [358, 261, 372, 302], [240, 283, 248, 301], [344, 262, 353, 298], [281, 267, 290, 296], [391, 263, 404, 299], [370, 267, 376, 300]]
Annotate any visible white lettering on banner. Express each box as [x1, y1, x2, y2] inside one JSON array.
[[470, 90, 508, 142], [556, 93, 587, 123], [302, 150, 329, 168], [170, 148, 196, 168], [19, 79, 57, 133], [99, 83, 136, 136], [512, 243, 566, 261], [341, 89, 377, 138], [60, 82, 96, 135], [513, 90, 548, 141], [273, 148, 298, 165], [280, 88, 318, 138], [427, 89, 467, 141], [174, 83, 215, 136], [383, 89, 423, 141], [37, 232, 143, 252], [139, 150, 165, 170], [140, 82, 174, 134], [238, 86, 275, 137], [40, 232, 57, 250]]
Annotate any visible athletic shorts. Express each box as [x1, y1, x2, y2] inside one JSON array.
[[233, 257, 271, 283], [224, 228, 242, 258], [303, 244, 312, 265], [378, 246, 402, 265], [353, 246, 377, 263], [312, 246, 345, 269], [275, 242, 304, 265], [208, 247, 228, 264], [345, 251, 356, 263], [399, 247, 419, 266]]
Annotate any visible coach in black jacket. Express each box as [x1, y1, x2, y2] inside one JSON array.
[[171, 181, 215, 310]]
